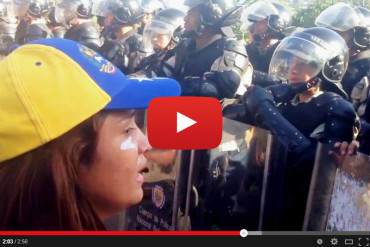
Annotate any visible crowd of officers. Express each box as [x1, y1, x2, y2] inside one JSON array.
[[1, 0, 370, 230]]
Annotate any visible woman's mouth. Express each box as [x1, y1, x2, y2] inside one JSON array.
[[137, 155, 149, 184], [136, 167, 149, 184]]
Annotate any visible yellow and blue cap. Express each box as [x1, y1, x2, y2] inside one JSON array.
[[0, 38, 180, 162]]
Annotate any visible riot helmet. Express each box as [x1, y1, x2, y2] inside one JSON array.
[[315, 3, 369, 51], [142, 8, 185, 52], [354, 6, 370, 49], [184, 0, 243, 36], [269, 27, 349, 95], [270, 2, 291, 34], [315, 3, 361, 33], [241, 1, 291, 40], [60, 0, 93, 23], [27, 0, 52, 18], [111, 0, 145, 26]]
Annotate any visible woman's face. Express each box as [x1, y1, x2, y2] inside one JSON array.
[[79, 110, 150, 220], [286, 57, 319, 84]]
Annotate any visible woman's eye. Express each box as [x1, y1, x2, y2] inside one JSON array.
[[124, 127, 136, 134]]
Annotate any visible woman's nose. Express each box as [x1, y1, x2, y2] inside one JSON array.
[[137, 130, 152, 154]]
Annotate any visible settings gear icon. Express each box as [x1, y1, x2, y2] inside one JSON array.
[[330, 238, 339, 246]]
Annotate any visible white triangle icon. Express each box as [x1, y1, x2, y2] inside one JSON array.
[[177, 112, 197, 133]]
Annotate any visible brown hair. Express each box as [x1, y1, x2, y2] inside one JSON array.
[[0, 114, 108, 230]]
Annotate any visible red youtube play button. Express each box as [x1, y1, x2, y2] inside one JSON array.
[[147, 97, 222, 149]]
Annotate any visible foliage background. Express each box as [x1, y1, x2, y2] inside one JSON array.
[[239, 0, 370, 28]]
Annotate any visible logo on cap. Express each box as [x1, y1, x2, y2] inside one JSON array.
[[79, 45, 116, 74]]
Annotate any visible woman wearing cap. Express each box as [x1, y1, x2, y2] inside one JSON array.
[[0, 38, 180, 230]]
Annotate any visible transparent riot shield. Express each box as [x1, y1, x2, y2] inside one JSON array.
[[304, 143, 370, 231], [181, 117, 272, 230], [258, 136, 318, 230]]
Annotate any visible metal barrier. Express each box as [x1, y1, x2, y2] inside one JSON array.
[[107, 118, 370, 231]]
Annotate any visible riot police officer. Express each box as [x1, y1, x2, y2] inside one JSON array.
[[165, 0, 252, 100], [0, 0, 17, 56], [316, 3, 370, 154], [47, 5, 67, 38], [316, 3, 370, 98], [99, 0, 149, 74], [238, 27, 358, 229], [15, 0, 53, 44], [241, 1, 292, 87], [134, 8, 185, 78], [62, 0, 102, 51]]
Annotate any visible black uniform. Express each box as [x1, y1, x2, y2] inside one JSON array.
[[99, 31, 149, 74], [341, 50, 370, 154], [64, 21, 102, 51], [342, 50, 370, 96], [246, 41, 281, 87], [170, 35, 250, 100], [360, 98, 370, 154]]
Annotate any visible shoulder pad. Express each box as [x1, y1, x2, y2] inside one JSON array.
[[223, 38, 248, 57]]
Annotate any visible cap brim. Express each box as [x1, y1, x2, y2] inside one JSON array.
[[105, 77, 181, 110]]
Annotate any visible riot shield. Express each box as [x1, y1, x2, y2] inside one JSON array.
[[258, 136, 318, 230], [304, 143, 370, 231], [182, 117, 271, 230]]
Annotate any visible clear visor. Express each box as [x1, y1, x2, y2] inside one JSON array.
[[240, 1, 277, 31], [269, 37, 327, 83], [59, 0, 89, 22], [315, 3, 361, 32], [143, 20, 174, 51]]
